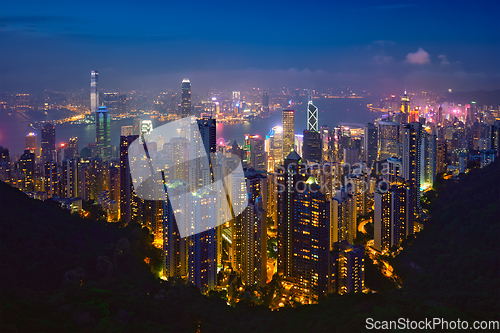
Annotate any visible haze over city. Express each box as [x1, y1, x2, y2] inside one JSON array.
[[1, 0, 499, 93], [0, 1, 499, 332]]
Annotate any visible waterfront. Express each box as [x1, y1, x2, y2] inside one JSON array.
[[0, 97, 384, 156]]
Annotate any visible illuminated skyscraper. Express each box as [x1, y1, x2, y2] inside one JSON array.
[[330, 242, 364, 294], [283, 109, 295, 156], [41, 123, 55, 164], [302, 130, 321, 163], [61, 159, 78, 198], [262, 91, 269, 114], [292, 176, 330, 303], [402, 122, 422, 232], [181, 78, 191, 117], [103, 92, 119, 115], [378, 121, 399, 160], [65, 137, 78, 160], [363, 123, 378, 166], [19, 149, 35, 191], [95, 106, 111, 160], [90, 70, 99, 114], [120, 131, 139, 224], [307, 98, 318, 132], [400, 91, 410, 114], [277, 150, 304, 277], [245, 135, 267, 171], [25, 133, 37, 154], [238, 169, 267, 287], [374, 184, 409, 252]]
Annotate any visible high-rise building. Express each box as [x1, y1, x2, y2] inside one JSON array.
[[378, 121, 399, 160], [44, 160, 58, 198], [41, 123, 55, 164], [400, 91, 410, 114], [65, 137, 79, 160], [262, 91, 269, 114], [330, 188, 357, 245], [120, 133, 139, 224], [402, 122, 422, 232], [95, 106, 111, 160], [25, 133, 37, 154], [61, 159, 78, 198], [238, 169, 267, 287], [292, 176, 330, 303], [181, 78, 191, 117], [343, 147, 359, 167], [187, 189, 218, 293], [374, 184, 409, 252], [320, 125, 330, 162], [364, 123, 378, 166], [197, 117, 216, 158], [283, 109, 295, 156], [245, 135, 267, 171], [330, 241, 364, 294], [103, 92, 119, 115], [90, 70, 99, 114], [19, 149, 35, 192], [307, 99, 318, 132], [277, 150, 304, 277], [302, 130, 322, 163]]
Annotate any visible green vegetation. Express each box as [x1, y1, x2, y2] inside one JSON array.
[[1, 159, 498, 332]]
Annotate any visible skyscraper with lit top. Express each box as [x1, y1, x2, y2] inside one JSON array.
[[283, 109, 295, 156], [181, 78, 191, 117], [95, 106, 111, 160]]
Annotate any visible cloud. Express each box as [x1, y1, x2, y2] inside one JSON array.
[[406, 48, 430, 64], [438, 54, 450, 66], [373, 55, 393, 64]]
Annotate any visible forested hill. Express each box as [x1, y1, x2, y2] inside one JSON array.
[[1, 160, 499, 332]]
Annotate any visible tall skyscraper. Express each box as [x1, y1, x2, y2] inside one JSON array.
[[197, 117, 216, 157], [378, 121, 399, 160], [25, 133, 37, 154], [400, 91, 410, 114], [103, 92, 119, 115], [245, 135, 267, 171], [283, 109, 295, 156], [302, 130, 322, 163], [65, 137, 78, 160], [95, 106, 111, 160], [277, 150, 304, 277], [41, 123, 55, 164], [402, 122, 422, 233], [19, 149, 35, 191], [262, 91, 269, 114], [292, 176, 330, 303], [238, 169, 267, 287], [374, 184, 409, 252], [364, 123, 378, 166], [181, 78, 191, 117], [90, 70, 99, 114], [61, 159, 78, 198], [307, 99, 318, 132], [120, 132, 139, 224], [330, 242, 365, 294]]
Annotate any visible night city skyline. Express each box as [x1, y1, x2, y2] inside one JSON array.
[[1, 1, 499, 332]]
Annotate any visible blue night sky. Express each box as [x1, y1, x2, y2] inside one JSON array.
[[1, 0, 499, 93]]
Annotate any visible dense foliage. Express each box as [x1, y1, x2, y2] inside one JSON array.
[[1, 160, 498, 332]]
